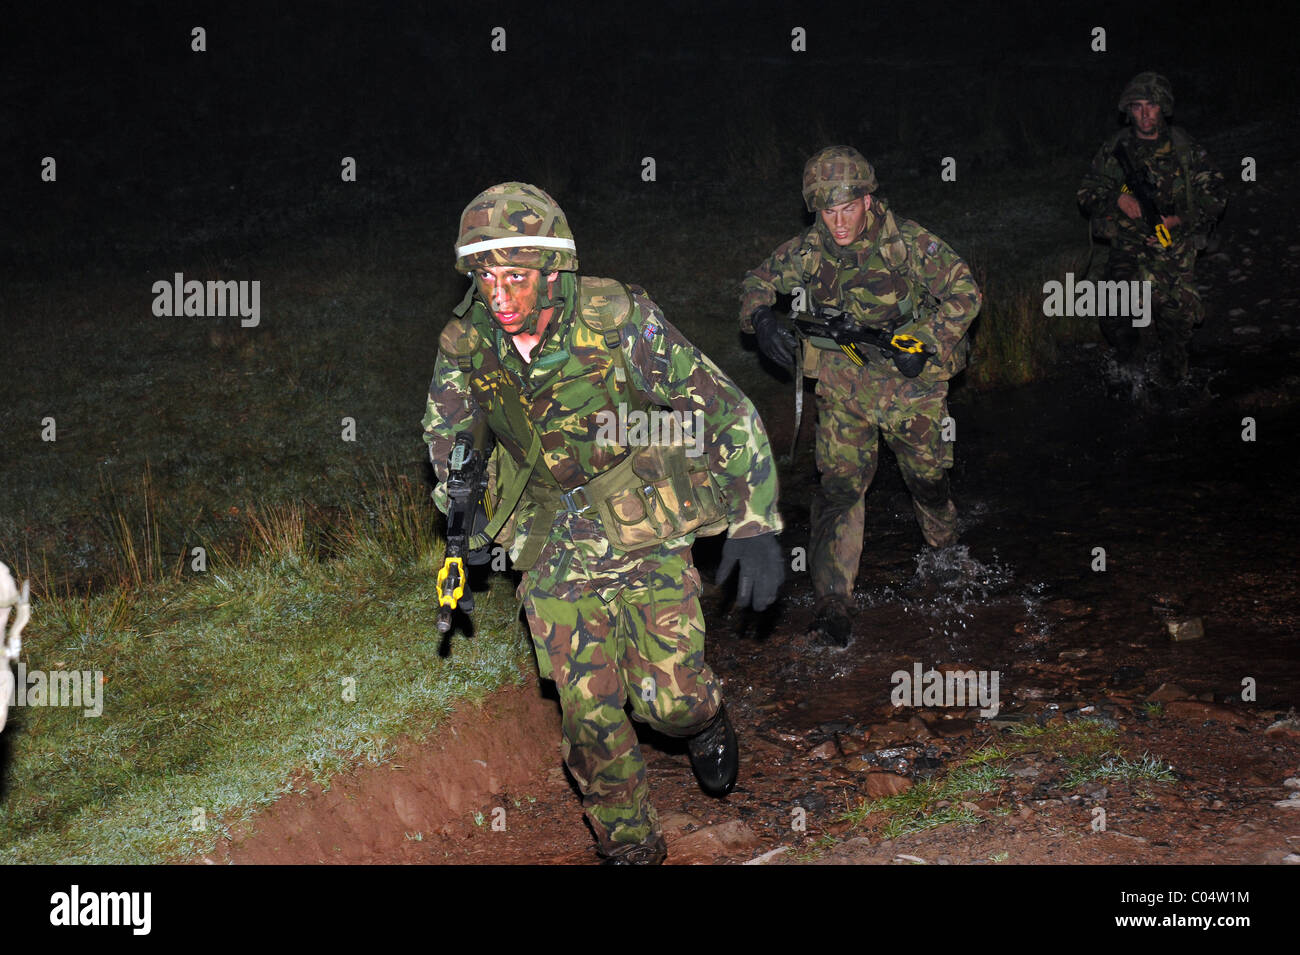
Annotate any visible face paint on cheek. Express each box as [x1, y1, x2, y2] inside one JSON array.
[[480, 271, 546, 333]]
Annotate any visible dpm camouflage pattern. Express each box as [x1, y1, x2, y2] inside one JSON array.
[[1077, 128, 1226, 250], [740, 198, 978, 593], [1078, 128, 1226, 375], [521, 546, 719, 853], [811, 364, 956, 597], [739, 199, 980, 383], [422, 274, 781, 856], [802, 145, 878, 211], [454, 182, 578, 274], [425, 276, 782, 569], [1103, 241, 1204, 377]]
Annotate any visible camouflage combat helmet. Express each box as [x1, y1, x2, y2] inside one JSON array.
[[1118, 72, 1174, 116], [454, 182, 578, 274], [802, 146, 878, 212]]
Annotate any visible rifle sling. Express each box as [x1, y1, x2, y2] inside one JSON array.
[[466, 426, 542, 553]]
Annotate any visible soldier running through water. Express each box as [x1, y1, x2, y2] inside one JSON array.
[[740, 147, 981, 646]]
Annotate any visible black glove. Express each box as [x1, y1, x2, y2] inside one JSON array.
[[893, 349, 928, 378], [716, 532, 785, 612], [752, 307, 797, 371], [465, 500, 494, 565]]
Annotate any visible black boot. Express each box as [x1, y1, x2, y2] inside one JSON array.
[[811, 595, 854, 647], [600, 831, 667, 865], [687, 704, 739, 797], [1100, 316, 1140, 365], [1158, 346, 1190, 387]]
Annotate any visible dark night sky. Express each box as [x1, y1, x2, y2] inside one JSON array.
[[4, 0, 1295, 279]]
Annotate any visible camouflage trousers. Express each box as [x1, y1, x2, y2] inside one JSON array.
[[519, 544, 722, 855], [1100, 242, 1202, 379], [809, 356, 956, 599]]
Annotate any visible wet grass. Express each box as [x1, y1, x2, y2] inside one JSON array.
[[1011, 720, 1174, 786], [0, 228, 450, 595], [786, 833, 838, 863], [1006, 716, 1120, 755], [843, 760, 1015, 840], [842, 718, 1173, 839], [0, 477, 529, 864], [964, 255, 1098, 392], [1063, 753, 1177, 789]]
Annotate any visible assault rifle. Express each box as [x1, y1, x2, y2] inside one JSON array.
[[793, 305, 936, 378], [1111, 141, 1172, 248], [436, 422, 493, 634]]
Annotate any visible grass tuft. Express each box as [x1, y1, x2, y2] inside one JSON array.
[[842, 717, 1171, 840]]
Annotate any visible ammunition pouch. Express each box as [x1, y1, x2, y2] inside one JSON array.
[[525, 442, 725, 558], [801, 339, 824, 379], [603, 442, 727, 549], [792, 312, 835, 379]]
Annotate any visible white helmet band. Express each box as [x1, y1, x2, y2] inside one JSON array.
[[455, 235, 577, 258]]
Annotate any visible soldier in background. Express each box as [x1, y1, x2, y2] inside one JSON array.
[[1078, 72, 1227, 386], [423, 183, 785, 864], [740, 147, 980, 646]]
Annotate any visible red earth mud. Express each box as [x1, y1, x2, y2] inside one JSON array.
[[207, 678, 561, 864]]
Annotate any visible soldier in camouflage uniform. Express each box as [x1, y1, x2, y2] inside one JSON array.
[[423, 183, 785, 864], [740, 147, 981, 646], [1077, 72, 1227, 384]]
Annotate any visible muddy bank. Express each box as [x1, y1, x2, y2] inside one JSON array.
[[205, 677, 561, 864]]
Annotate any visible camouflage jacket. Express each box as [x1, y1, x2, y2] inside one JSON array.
[[423, 275, 782, 589], [1077, 126, 1227, 252], [739, 200, 981, 383]]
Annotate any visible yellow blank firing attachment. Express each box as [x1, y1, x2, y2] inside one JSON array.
[[839, 344, 865, 366], [436, 557, 466, 609], [890, 334, 926, 354], [1155, 224, 1172, 247]]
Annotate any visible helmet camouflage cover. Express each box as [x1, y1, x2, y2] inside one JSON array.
[[454, 182, 578, 273], [1118, 71, 1174, 116], [802, 146, 878, 212]]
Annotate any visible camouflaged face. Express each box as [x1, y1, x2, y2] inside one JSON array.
[[802, 145, 878, 211], [1118, 71, 1174, 115], [740, 201, 981, 382], [455, 181, 578, 273]]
